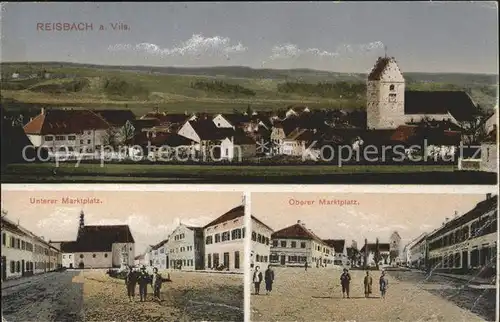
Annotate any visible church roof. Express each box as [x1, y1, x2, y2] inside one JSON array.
[[60, 225, 135, 253], [404, 91, 479, 121], [323, 239, 346, 253]]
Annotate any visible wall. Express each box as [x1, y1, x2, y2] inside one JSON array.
[[213, 115, 234, 128], [112, 242, 135, 267], [1, 230, 36, 279], [204, 215, 245, 271], [73, 251, 113, 268], [178, 122, 200, 143], [250, 218, 273, 270], [62, 253, 75, 268], [167, 225, 204, 270]]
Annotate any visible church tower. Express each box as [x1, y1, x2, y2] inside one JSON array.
[[366, 55, 406, 129], [77, 210, 85, 240]]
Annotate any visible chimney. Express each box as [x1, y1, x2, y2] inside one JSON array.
[[41, 108, 45, 115], [486, 193, 492, 200], [297, 220, 301, 224], [454, 211, 458, 218]]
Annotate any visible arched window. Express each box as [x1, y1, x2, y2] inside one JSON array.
[[92, 254, 96, 258], [80, 254, 84, 259], [389, 84, 395, 91]]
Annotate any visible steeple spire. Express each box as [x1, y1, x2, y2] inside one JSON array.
[[77, 210, 85, 239]]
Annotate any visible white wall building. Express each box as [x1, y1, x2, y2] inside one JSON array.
[[204, 205, 245, 272], [167, 224, 204, 270], [250, 216, 274, 270]]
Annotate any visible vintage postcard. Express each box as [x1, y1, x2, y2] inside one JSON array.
[[0, 189, 245, 322], [250, 192, 498, 321], [0, 2, 498, 184]]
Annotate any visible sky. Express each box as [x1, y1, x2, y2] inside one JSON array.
[[1, 190, 242, 254], [251, 192, 495, 248], [0, 2, 498, 73]]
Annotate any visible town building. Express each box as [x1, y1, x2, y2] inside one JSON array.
[[323, 239, 347, 266], [366, 56, 479, 130], [250, 216, 274, 270], [426, 194, 497, 275], [402, 232, 427, 267], [149, 238, 169, 270], [204, 205, 245, 272], [389, 231, 402, 265], [360, 241, 391, 268], [409, 234, 427, 269], [166, 223, 204, 270], [23, 108, 110, 155], [270, 220, 332, 268], [1, 216, 61, 280], [55, 211, 135, 269]]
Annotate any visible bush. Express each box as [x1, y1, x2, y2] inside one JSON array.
[[277, 81, 366, 99], [102, 76, 150, 99], [190, 80, 256, 96]]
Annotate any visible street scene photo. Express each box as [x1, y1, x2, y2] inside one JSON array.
[[1, 2, 498, 184], [1, 189, 244, 322], [250, 192, 498, 321]]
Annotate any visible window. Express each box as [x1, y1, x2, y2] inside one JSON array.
[[80, 254, 84, 259], [389, 93, 397, 102], [272, 240, 278, 247], [80, 140, 84, 144], [45, 136, 54, 141], [130, 247, 132, 251], [2, 233, 5, 246], [235, 251, 240, 269], [93, 254, 96, 258], [68, 135, 76, 141], [208, 254, 212, 268], [55, 135, 65, 141], [87, 139, 91, 144], [389, 84, 395, 91], [265, 237, 269, 245], [231, 229, 242, 240], [16, 261, 20, 273], [280, 241, 287, 248], [291, 241, 297, 248], [215, 233, 221, 243], [206, 236, 213, 245], [222, 231, 230, 241], [252, 232, 257, 241]]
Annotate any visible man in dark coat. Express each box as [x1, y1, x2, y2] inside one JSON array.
[[137, 265, 150, 302], [340, 268, 351, 298], [125, 266, 138, 302], [264, 265, 275, 295]]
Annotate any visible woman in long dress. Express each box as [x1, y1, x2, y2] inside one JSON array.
[[379, 271, 389, 299]]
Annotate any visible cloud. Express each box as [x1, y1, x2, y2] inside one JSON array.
[[262, 40, 385, 66], [108, 34, 247, 58]]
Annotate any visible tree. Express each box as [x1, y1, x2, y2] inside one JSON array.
[[374, 238, 381, 270], [363, 238, 368, 269], [458, 116, 488, 145], [119, 120, 136, 145]]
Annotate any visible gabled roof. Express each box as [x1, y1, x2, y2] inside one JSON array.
[[92, 110, 136, 127], [219, 113, 251, 125], [271, 222, 326, 245], [23, 109, 110, 135], [188, 119, 235, 141], [323, 239, 346, 253], [134, 132, 195, 147], [390, 125, 462, 146], [72, 225, 135, 252], [360, 243, 391, 253], [251, 215, 274, 232], [404, 91, 479, 121], [203, 205, 244, 228], [368, 57, 394, 81], [60, 241, 79, 253], [151, 238, 169, 251]]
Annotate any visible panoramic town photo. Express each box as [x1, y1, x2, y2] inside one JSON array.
[[0, 189, 245, 322], [0, 2, 498, 184], [250, 192, 498, 321]]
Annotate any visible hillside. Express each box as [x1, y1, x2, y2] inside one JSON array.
[[1, 62, 497, 116]]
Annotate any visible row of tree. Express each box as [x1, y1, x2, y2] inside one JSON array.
[[190, 80, 256, 96], [277, 81, 366, 99]]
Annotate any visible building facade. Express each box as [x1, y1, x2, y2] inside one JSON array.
[[150, 239, 169, 270], [250, 216, 274, 270], [427, 194, 497, 275], [270, 220, 332, 268], [204, 205, 245, 272], [167, 224, 204, 270]]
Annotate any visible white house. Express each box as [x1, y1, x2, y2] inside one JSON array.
[[204, 205, 245, 272], [270, 220, 332, 268], [150, 239, 169, 270], [285, 106, 311, 118], [409, 234, 427, 269], [360, 242, 391, 268], [1, 216, 60, 280], [23, 108, 110, 156], [166, 223, 204, 270], [249, 216, 274, 270], [366, 56, 478, 130], [323, 239, 347, 266]]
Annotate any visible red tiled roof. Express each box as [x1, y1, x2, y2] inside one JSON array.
[[272, 223, 326, 245], [92, 110, 136, 127], [203, 205, 244, 228], [72, 225, 135, 252], [360, 243, 390, 253], [23, 109, 110, 135], [188, 120, 235, 141], [134, 132, 195, 147], [404, 91, 479, 121]]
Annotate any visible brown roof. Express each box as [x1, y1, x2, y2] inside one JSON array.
[[92, 110, 136, 127], [60, 241, 79, 253], [70, 225, 135, 252], [360, 243, 390, 253], [404, 91, 478, 121], [390, 125, 461, 146], [151, 238, 169, 250], [23, 109, 110, 135], [134, 132, 195, 147], [272, 223, 326, 245], [368, 57, 394, 81], [188, 120, 235, 141], [250, 215, 274, 232], [220, 113, 251, 125], [203, 205, 244, 228], [323, 239, 346, 253]]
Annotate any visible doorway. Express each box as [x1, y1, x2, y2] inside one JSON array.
[[462, 251, 468, 272], [21, 260, 25, 276], [223, 252, 230, 269], [1, 256, 6, 281], [280, 255, 286, 265]]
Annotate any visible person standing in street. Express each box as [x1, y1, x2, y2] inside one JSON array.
[[125, 265, 138, 302], [364, 271, 373, 298], [151, 267, 163, 302], [379, 271, 389, 299], [304, 261, 308, 272], [137, 265, 150, 302], [264, 265, 275, 295], [340, 268, 351, 298], [253, 266, 263, 295]]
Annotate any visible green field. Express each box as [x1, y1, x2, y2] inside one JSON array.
[[1, 62, 497, 116]]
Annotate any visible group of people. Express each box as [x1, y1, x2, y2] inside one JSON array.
[[252, 265, 275, 295], [125, 265, 164, 302], [340, 268, 389, 299]]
